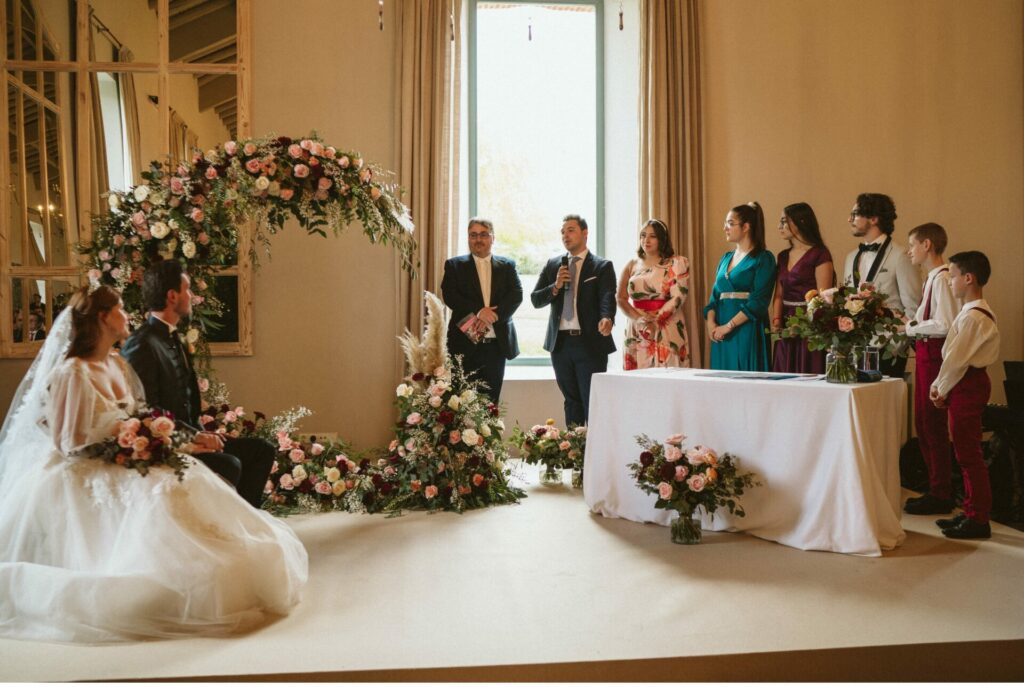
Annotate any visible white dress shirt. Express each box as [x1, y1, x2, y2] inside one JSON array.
[[856, 235, 887, 285], [559, 249, 588, 331], [932, 299, 1001, 398], [472, 254, 495, 339], [905, 264, 959, 338]]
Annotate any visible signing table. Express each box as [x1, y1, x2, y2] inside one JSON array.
[[584, 368, 908, 556]]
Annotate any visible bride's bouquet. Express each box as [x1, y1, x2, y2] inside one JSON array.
[[78, 408, 195, 480]]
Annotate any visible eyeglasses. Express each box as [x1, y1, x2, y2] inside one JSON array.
[[849, 212, 863, 220], [468, 232, 493, 240]]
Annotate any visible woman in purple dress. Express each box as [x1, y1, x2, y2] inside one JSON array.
[[771, 202, 834, 373]]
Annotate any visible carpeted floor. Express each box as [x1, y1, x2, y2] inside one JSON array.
[[2, 466, 1023, 681]]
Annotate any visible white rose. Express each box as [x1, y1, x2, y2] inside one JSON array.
[[186, 328, 200, 344], [107, 193, 121, 210], [462, 428, 479, 446], [182, 241, 196, 258], [447, 395, 460, 411], [325, 467, 341, 483], [396, 383, 411, 397], [292, 465, 308, 483], [133, 185, 150, 202], [496, 419, 505, 432], [169, 218, 180, 231], [460, 389, 477, 403], [166, 238, 178, 253], [150, 222, 170, 239], [480, 424, 491, 437], [845, 299, 865, 315], [268, 181, 281, 197], [255, 176, 271, 191]]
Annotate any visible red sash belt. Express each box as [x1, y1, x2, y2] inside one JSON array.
[[633, 299, 668, 312]]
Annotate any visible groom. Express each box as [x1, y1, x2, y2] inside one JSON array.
[[121, 260, 275, 508]]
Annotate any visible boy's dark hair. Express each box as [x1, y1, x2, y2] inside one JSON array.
[[948, 250, 991, 286], [854, 193, 897, 235], [142, 259, 185, 311], [908, 223, 948, 255]]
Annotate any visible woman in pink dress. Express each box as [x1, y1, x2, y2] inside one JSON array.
[[771, 202, 835, 373], [616, 219, 691, 370]]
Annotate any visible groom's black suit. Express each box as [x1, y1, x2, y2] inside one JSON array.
[[121, 316, 274, 508]]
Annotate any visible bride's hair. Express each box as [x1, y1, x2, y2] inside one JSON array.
[[65, 285, 121, 359]]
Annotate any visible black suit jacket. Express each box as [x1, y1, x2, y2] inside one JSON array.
[[531, 252, 616, 356], [121, 316, 202, 431], [441, 254, 523, 360]]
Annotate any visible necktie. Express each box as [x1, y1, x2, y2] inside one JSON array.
[[561, 257, 578, 321]]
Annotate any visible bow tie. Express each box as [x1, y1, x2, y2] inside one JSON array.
[[858, 243, 881, 252]]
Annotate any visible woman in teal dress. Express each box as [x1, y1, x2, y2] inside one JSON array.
[[703, 201, 777, 370]]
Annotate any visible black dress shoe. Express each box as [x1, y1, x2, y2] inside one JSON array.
[[904, 494, 955, 515], [936, 513, 967, 530], [943, 518, 991, 540]]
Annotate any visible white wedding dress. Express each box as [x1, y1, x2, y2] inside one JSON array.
[[0, 312, 308, 643]]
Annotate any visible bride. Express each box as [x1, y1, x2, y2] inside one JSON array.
[[0, 285, 308, 643]]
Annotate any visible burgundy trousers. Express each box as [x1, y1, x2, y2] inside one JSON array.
[[915, 339, 952, 498], [947, 366, 992, 523]]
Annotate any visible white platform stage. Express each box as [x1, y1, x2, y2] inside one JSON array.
[[1, 467, 1022, 681]]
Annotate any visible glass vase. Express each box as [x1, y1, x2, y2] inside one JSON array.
[[825, 347, 857, 384], [571, 467, 583, 489], [539, 462, 563, 486], [670, 513, 702, 545]]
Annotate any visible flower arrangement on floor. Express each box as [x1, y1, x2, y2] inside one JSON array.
[[628, 434, 758, 544], [774, 283, 908, 383], [373, 291, 524, 514], [75, 408, 194, 480], [79, 133, 416, 378], [509, 419, 587, 488]]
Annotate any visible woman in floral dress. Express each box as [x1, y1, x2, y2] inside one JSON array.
[[616, 219, 691, 370]]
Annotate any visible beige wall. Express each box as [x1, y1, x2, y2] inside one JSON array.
[[702, 0, 1024, 400]]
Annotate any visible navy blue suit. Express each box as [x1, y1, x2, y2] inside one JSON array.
[[531, 252, 616, 426], [441, 254, 523, 401]]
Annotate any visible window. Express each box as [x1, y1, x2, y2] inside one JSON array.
[[468, 0, 604, 362]]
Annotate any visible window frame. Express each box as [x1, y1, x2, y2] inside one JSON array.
[[467, 0, 605, 366], [0, 0, 253, 359]]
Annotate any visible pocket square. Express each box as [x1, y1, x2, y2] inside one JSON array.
[[583, 276, 598, 283], [878, 268, 889, 274]]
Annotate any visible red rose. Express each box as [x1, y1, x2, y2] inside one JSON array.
[[639, 451, 654, 467]]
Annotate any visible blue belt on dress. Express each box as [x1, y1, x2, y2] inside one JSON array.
[[720, 291, 749, 299]]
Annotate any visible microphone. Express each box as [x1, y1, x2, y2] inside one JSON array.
[[560, 256, 569, 268]]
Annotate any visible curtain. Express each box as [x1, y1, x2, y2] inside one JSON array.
[[116, 47, 142, 185], [394, 0, 462, 357], [639, 0, 707, 366], [88, 34, 108, 216], [169, 109, 189, 167]]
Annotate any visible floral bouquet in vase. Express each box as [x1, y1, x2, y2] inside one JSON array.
[[627, 433, 758, 544], [775, 283, 909, 383], [509, 420, 587, 487], [76, 408, 195, 480]]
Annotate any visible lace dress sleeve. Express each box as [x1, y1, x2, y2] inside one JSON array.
[[47, 362, 99, 456]]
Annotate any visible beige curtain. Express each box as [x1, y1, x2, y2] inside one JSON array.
[[88, 34, 108, 215], [394, 0, 462, 353], [116, 47, 142, 185], [169, 109, 189, 166], [639, 0, 707, 366]]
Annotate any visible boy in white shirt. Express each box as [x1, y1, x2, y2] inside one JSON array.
[[903, 224, 960, 515], [930, 251, 1001, 539]]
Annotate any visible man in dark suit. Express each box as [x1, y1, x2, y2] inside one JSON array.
[[26, 311, 46, 341], [441, 217, 523, 402], [531, 214, 616, 427], [121, 260, 274, 508]]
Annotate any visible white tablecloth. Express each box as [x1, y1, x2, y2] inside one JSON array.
[[583, 368, 908, 556]]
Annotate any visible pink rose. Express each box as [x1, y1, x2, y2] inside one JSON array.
[[280, 188, 295, 201], [820, 287, 838, 304], [176, 165, 188, 176], [245, 158, 261, 174], [197, 232, 210, 245], [658, 482, 673, 500], [131, 211, 147, 227], [113, 235, 125, 247], [125, 418, 141, 433], [243, 142, 257, 156], [338, 155, 350, 168], [384, 466, 396, 477], [449, 430, 461, 444], [150, 416, 175, 438], [310, 443, 324, 456], [404, 438, 416, 451], [406, 412, 422, 425], [559, 441, 571, 451], [224, 411, 237, 423], [315, 481, 332, 495], [473, 473, 485, 486], [197, 377, 210, 393], [110, 268, 122, 280], [310, 142, 324, 156], [300, 139, 313, 151], [289, 448, 305, 463], [687, 447, 710, 465], [429, 395, 442, 408], [99, 250, 111, 261], [388, 439, 399, 451], [139, 228, 152, 240], [205, 166, 218, 180], [837, 316, 855, 333], [353, 157, 364, 169], [317, 177, 332, 191], [293, 164, 310, 178], [437, 461, 446, 473], [192, 194, 206, 206], [410, 480, 422, 492], [132, 436, 149, 453], [664, 445, 683, 462], [674, 465, 689, 481], [359, 168, 372, 184], [288, 143, 303, 158], [687, 474, 707, 492], [170, 177, 185, 194], [424, 485, 438, 499], [190, 208, 204, 223], [87, 268, 102, 283], [324, 146, 337, 159], [117, 432, 136, 449], [279, 474, 295, 490], [370, 187, 382, 201], [313, 189, 328, 201], [308, 156, 320, 167], [224, 140, 238, 155], [666, 433, 685, 445]]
